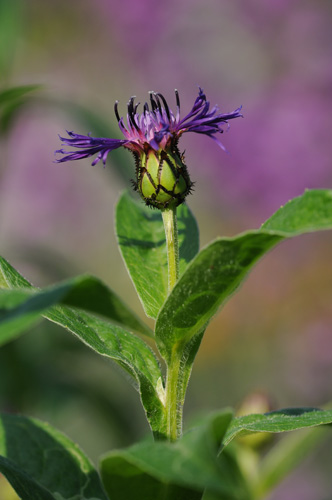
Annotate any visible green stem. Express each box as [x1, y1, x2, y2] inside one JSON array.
[[162, 206, 179, 294], [162, 206, 182, 441], [165, 354, 182, 441]]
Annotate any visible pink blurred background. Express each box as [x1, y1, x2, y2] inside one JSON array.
[[1, 1, 332, 498]]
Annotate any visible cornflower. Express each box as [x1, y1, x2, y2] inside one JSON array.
[[56, 88, 242, 208]]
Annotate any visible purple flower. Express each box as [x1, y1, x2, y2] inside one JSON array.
[[56, 88, 242, 208]]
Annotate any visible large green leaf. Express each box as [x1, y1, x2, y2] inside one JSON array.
[[101, 455, 202, 500], [101, 410, 249, 500], [0, 290, 165, 434], [156, 190, 332, 362], [0, 256, 152, 337], [0, 413, 108, 500], [222, 408, 332, 447], [116, 191, 199, 319], [0, 258, 164, 435]]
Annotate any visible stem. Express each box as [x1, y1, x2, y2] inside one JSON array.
[[162, 206, 182, 441], [165, 354, 182, 441], [162, 206, 179, 293]]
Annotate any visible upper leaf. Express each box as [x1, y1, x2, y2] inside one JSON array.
[[156, 189, 332, 362], [116, 191, 199, 319], [222, 407, 332, 447], [0, 413, 108, 500], [261, 189, 332, 234]]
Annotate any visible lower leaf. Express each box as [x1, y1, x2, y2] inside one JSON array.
[[100, 455, 201, 500], [101, 410, 249, 499], [0, 413, 108, 500]]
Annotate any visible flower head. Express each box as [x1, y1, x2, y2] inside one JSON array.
[[56, 87, 242, 208]]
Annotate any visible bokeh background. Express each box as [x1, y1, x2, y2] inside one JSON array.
[[1, 0, 332, 498]]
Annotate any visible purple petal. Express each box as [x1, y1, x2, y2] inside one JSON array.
[[55, 131, 128, 165]]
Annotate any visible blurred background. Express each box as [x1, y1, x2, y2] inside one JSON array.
[[0, 0, 332, 498]]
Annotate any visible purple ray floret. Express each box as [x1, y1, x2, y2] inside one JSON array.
[[55, 88, 242, 166], [56, 131, 129, 166]]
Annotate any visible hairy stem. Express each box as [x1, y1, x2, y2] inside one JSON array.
[[162, 206, 179, 293], [162, 206, 182, 441], [165, 353, 183, 441]]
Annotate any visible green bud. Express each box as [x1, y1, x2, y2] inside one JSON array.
[[134, 148, 193, 209]]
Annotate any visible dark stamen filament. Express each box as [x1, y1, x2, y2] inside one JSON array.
[[153, 93, 163, 114], [175, 89, 180, 112], [114, 101, 120, 122], [128, 97, 140, 132], [149, 91, 158, 112], [156, 93, 171, 121]]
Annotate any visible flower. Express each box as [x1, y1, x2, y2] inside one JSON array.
[[56, 88, 242, 208]]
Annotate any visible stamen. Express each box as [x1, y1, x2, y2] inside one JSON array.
[[127, 96, 135, 116], [127, 97, 140, 132], [114, 101, 120, 122], [149, 91, 158, 112], [143, 102, 149, 114], [153, 93, 163, 114], [175, 89, 180, 112], [156, 93, 171, 121]]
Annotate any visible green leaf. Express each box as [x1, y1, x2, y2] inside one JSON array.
[[0, 413, 108, 500], [0, 85, 42, 106], [201, 446, 252, 500], [0, 256, 152, 338], [0, 257, 164, 435], [0, 84, 43, 132], [222, 408, 332, 447], [261, 189, 332, 233], [156, 189, 332, 362], [101, 455, 201, 500], [116, 191, 199, 319], [0, 290, 165, 434], [101, 410, 248, 499]]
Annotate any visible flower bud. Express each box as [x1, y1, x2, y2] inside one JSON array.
[[136, 148, 193, 209]]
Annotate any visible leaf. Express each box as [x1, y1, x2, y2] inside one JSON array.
[[261, 189, 332, 233], [0, 84, 43, 132], [222, 408, 332, 447], [201, 446, 252, 500], [155, 189, 332, 362], [0, 256, 152, 338], [101, 410, 249, 500], [0, 85, 42, 107], [116, 191, 199, 319], [101, 455, 201, 500], [0, 257, 164, 435], [0, 413, 108, 500]]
